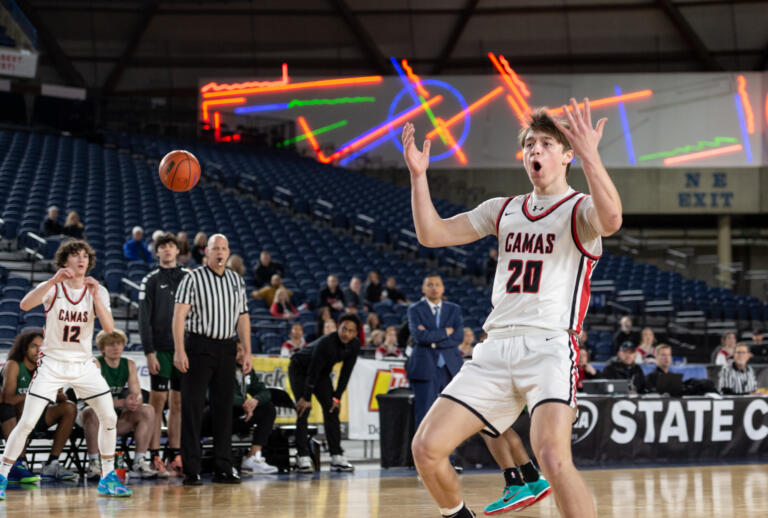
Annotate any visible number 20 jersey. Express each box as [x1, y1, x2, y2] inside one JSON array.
[[486, 191, 601, 335], [41, 281, 111, 362]]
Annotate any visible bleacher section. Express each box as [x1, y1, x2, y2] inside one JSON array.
[[0, 127, 765, 361]]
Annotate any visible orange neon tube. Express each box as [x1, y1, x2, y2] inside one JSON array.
[[736, 75, 754, 134], [297, 116, 321, 152], [402, 59, 430, 98], [765, 93, 768, 126], [201, 97, 246, 122], [488, 53, 530, 114], [505, 94, 527, 125], [304, 95, 443, 164], [499, 55, 530, 98], [213, 112, 221, 140], [200, 63, 289, 93], [202, 76, 383, 99], [548, 90, 653, 115], [663, 144, 743, 166], [433, 117, 467, 164], [425, 87, 504, 139]]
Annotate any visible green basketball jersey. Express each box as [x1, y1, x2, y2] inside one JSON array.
[[97, 356, 129, 397]]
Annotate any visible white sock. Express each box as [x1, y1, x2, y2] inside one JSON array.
[[88, 453, 99, 461], [254, 451, 263, 460], [101, 457, 115, 477], [141, 451, 151, 460], [439, 502, 464, 516], [0, 461, 13, 478]]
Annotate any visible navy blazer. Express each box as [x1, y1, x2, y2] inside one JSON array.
[[406, 299, 464, 381]]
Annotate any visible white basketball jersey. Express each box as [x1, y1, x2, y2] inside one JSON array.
[[485, 191, 601, 334], [41, 282, 111, 362]]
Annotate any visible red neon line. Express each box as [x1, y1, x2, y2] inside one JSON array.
[[548, 90, 653, 115], [201, 97, 246, 122], [304, 95, 443, 164], [213, 112, 221, 141], [202, 76, 383, 99], [498, 55, 530, 98], [425, 87, 503, 139], [663, 144, 743, 165], [488, 53, 530, 114], [736, 75, 754, 134], [200, 64, 289, 93], [297, 116, 321, 152], [401, 59, 430, 98], [765, 93, 768, 126], [505, 94, 527, 125], [433, 117, 467, 164]]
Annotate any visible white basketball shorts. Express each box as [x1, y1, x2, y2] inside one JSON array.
[[440, 330, 579, 437], [29, 355, 111, 402]]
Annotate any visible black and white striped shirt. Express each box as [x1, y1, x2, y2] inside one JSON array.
[[175, 266, 249, 340], [717, 363, 758, 395]]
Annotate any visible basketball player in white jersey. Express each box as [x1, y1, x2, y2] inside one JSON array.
[[402, 98, 622, 518], [0, 240, 131, 499]]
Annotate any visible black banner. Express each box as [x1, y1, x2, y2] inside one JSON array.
[[572, 396, 768, 466]]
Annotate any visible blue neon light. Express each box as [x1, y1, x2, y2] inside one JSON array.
[[614, 86, 636, 165], [391, 57, 421, 105], [733, 93, 754, 163], [234, 103, 290, 114]]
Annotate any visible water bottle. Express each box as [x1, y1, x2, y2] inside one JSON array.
[[115, 451, 127, 483]]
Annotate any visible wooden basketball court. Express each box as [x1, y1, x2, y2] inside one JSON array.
[[1, 463, 765, 517]]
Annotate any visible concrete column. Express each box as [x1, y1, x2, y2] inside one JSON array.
[[717, 215, 732, 287]]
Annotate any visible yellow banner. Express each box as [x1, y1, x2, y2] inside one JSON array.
[[251, 356, 349, 425]]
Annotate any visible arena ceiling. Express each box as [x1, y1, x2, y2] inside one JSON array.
[[16, 0, 768, 96]]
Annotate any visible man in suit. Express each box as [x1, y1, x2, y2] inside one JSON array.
[[407, 274, 464, 429]]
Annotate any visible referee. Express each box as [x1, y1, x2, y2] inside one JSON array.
[[172, 234, 252, 485]]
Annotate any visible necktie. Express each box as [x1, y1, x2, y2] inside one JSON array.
[[435, 305, 445, 368]]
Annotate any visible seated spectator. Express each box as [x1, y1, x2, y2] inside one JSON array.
[[485, 248, 498, 285], [1, 329, 77, 481], [316, 306, 333, 337], [271, 288, 298, 319], [364, 312, 381, 338], [382, 276, 408, 305], [636, 327, 657, 364], [322, 318, 338, 336], [576, 348, 598, 390], [645, 344, 673, 393], [319, 274, 346, 312], [191, 232, 207, 265], [63, 210, 85, 239], [123, 226, 151, 262], [281, 323, 307, 357], [712, 331, 737, 365], [365, 270, 383, 304], [203, 342, 278, 474], [601, 342, 648, 394], [367, 329, 385, 348], [40, 205, 63, 236], [148, 229, 165, 258], [176, 231, 192, 264], [346, 276, 364, 311], [612, 316, 638, 355], [81, 330, 157, 479], [226, 254, 246, 276], [252, 274, 290, 307], [254, 250, 285, 288], [750, 328, 767, 362], [376, 326, 404, 360], [718, 343, 759, 395], [459, 327, 475, 359]]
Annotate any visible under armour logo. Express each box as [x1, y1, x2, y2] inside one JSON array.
[[532, 205, 545, 212]]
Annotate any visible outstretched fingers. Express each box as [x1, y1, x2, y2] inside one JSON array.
[[595, 118, 608, 139]]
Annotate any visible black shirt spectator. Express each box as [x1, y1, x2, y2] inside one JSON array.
[[318, 274, 345, 311], [191, 232, 208, 265], [346, 276, 364, 310], [382, 276, 408, 304], [41, 206, 63, 236], [612, 316, 638, 355], [365, 271, 383, 304], [62, 210, 85, 239], [602, 342, 648, 393], [253, 251, 285, 288]]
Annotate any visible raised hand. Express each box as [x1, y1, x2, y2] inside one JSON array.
[[402, 122, 431, 177], [52, 267, 75, 284], [553, 98, 607, 162], [84, 276, 100, 297]]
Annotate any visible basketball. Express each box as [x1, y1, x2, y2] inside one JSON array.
[[158, 150, 201, 192]]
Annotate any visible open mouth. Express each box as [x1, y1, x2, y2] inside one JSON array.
[[532, 160, 542, 172]]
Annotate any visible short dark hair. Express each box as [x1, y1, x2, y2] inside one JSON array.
[[338, 313, 361, 332], [8, 329, 44, 363], [518, 107, 573, 176], [424, 272, 442, 281], [155, 232, 179, 249], [54, 239, 96, 273]]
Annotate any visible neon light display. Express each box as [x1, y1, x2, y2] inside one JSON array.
[[733, 93, 754, 163], [638, 137, 740, 162], [736, 75, 754, 134], [663, 144, 743, 165], [425, 87, 503, 140], [402, 59, 430, 99], [201, 63, 289, 93], [201, 97, 246, 122], [547, 91, 653, 115], [488, 52, 530, 123], [288, 97, 375, 108], [202, 76, 383, 99], [276, 120, 348, 148], [614, 86, 637, 165], [391, 57, 451, 147]]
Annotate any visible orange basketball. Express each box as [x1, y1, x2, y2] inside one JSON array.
[[158, 150, 201, 192]]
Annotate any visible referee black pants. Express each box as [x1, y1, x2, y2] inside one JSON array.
[[181, 333, 237, 476], [288, 361, 343, 457]]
